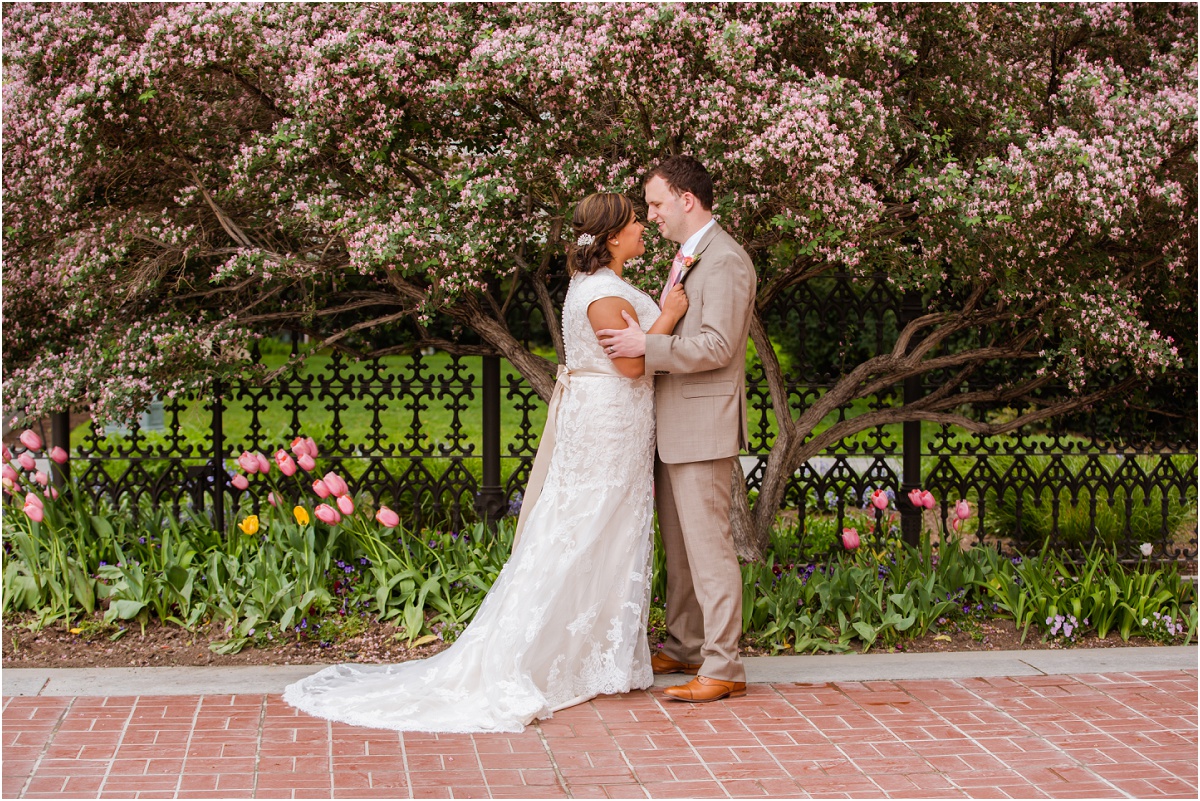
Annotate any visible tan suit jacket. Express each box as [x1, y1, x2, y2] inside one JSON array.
[[645, 223, 757, 464]]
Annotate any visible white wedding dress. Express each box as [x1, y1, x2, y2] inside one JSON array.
[[283, 268, 662, 733]]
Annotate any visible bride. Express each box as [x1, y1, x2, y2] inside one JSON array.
[[283, 193, 689, 733]]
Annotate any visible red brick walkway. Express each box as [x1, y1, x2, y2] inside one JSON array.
[[4, 670, 1195, 799]]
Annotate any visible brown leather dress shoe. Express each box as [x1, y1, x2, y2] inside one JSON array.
[[662, 675, 747, 703], [651, 652, 702, 675]]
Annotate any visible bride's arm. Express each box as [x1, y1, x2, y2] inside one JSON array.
[[588, 289, 688, 378]]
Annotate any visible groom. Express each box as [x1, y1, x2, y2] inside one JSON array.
[[598, 155, 756, 702]]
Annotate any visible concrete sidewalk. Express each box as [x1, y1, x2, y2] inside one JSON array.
[[4, 645, 1196, 697], [2, 648, 1197, 799]]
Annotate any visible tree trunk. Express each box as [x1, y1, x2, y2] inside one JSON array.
[[730, 461, 765, 561]]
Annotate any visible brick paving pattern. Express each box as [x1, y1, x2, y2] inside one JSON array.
[[3, 670, 1195, 799]]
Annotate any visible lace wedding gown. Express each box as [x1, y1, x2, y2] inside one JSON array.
[[283, 268, 662, 733]]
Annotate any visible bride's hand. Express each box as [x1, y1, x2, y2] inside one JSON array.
[[662, 284, 689, 319]]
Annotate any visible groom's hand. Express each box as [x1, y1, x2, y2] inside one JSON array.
[[597, 311, 646, 359]]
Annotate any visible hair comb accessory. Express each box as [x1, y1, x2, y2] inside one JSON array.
[[576, 233, 596, 247]]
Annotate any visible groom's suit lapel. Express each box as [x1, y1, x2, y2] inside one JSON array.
[[679, 223, 721, 286]]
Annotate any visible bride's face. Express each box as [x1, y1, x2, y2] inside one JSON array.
[[609, 214, 645, 264]]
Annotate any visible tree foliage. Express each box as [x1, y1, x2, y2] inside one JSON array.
[[3, 2, 1195, 548]]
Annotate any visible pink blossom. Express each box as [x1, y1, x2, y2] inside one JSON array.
[[2, 464, 17, 483], [841, 527, 860, 550], [375, 506, 400, 528], [17, 453, 36, 471], [274, 450, 297, 477], [919, 490, 935, 509], [954, 500, 972, 520], [24, 492, 44, 510], [336, 495, 355, 515], [2, 445, 11, 462], [267, 491, 279, 507], [312, 479, 331, 499], [255, 452, 271, 475], [230, 474, 249, 491], [19, 430, 43, 451], [291, 436, 318, 459], [50, 446, 68, 464], [297, 453, 316, 472], [23, 500, 44, 523], [237, 452, 260, 474], [34, 471, 48, 486], [871, 489, 888, 511], [322, 472, 349, 498], [314, 503, 342, 525], [48, 486, 59, 500]]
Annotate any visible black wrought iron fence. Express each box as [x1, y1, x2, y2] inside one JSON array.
[[31, 274, 1198, 560]]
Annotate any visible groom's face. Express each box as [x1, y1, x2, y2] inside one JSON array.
[[644, 176, 688, 245]]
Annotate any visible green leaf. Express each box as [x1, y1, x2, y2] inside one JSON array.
[[107, 599, 147, 621], [209, 637, 248, 655], [90, 515, 115, 540], [137, 89, 157, 102], [166, 566, 189, 592]]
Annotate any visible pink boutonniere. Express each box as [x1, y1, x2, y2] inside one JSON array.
[[679, 254, 699, 277]]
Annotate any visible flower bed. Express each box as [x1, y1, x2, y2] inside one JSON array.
[[4, 430, 1196, 660]]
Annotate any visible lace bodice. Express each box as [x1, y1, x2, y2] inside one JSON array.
[[562, 268, 662, 374]]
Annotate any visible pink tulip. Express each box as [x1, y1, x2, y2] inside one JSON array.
[[842, 527, 860, 551], [24, 492, 43, 510], [23, 502, 44, 523], [267, 491, 279, 507], [2, 445, 11, 461], [34, 471, 48, 487], [17, 453, 36, 471], [237, 451, 259, 474], [336, 494, 355, 515], [230, 474, 249, 491], [908, 488, 937, 510], [297, 453, 316, 472], [375, 506, 400, 528], [49, 446, 68, 464], [323, 472, 349, 498], [954, 499, 972, 520], [48, 486, 59, 500], [314, 503, 342, 525], [1, 477, 19, 493], [291, 436, 318, 459], [19, 430, 43, 451], [274, 450, 297, 477], [871, 489, 889, 511], [2, 464, 17, 483], [255, 452, 271, 474], [951, 518, 962, 532], [312, 479, 331, 499]]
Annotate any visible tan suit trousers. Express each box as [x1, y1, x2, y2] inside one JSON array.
[[654, 454, 746, 683]]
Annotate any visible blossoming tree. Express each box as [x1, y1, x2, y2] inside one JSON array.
[[3, 3, 1194, 553]]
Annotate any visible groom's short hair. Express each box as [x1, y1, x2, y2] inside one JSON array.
[[646, 155, 714, 211]]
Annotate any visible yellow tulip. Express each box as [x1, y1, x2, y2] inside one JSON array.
[[293, 506, 310, 526], [238, 515, 260, 536]]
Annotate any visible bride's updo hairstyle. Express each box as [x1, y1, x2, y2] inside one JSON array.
[[567, 193, 635, 276]]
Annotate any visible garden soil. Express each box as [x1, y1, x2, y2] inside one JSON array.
[[1, 612, 1167, 670]]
